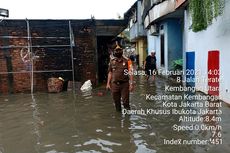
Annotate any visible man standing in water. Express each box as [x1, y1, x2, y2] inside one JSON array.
[[144, 51, 157, 81], [106, 42, 134, 112]]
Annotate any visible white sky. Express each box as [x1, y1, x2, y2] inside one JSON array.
[[0, 0, 136, 19]]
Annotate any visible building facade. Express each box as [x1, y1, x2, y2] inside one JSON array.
[[0, 19, 126, 93], [181, 0, 230, 103], [125, 0, 147, 68], [141, 0, 184, 73], [140, 0, 230, 103]]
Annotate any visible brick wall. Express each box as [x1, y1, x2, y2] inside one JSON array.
[[0, 20, 97, 94], [73, 20, 97, 85]]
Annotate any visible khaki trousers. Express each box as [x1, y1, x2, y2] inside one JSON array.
[[111, 81, 130, 111]]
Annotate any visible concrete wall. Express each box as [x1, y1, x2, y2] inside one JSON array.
[[146, 19, 183, 73], [146, 31, 160, 69], [149, 0, 176, 24], [129, 1, 146, 41], [129, 22, 138, 41], [146, 31, 155, 53], [184, 1, 230, 103], [167, 19, 183, 70], [175, 0, 187, 8], [137, 0, 146, 37], [128, 0, 147, 68], [136, 38, 147, 67]]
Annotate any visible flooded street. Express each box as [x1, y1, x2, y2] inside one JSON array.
[[0, 76, 230, 153]]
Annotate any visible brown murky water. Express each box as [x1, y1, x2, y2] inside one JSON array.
[[0, 76, 230, 153]]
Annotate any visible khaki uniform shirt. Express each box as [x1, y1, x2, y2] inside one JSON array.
[[108, 55, 129, 83]]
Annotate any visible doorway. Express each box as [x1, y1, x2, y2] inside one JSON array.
[[160, 34, 165, 66], [97, 36, 113, 83]]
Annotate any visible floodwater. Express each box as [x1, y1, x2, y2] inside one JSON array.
[[0, 76, 230, 153]]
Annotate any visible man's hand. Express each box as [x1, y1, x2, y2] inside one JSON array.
[[106, 72, 112, 90], [106, 83, 111, 90], [129, 84, 134, 92]]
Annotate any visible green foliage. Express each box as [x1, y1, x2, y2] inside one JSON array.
[[189, 0, 225, 32], [205, 0, 213, 25], [172, 59, 183, 71]]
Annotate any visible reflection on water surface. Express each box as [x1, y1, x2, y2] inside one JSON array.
[[0, 77, 229, 153]]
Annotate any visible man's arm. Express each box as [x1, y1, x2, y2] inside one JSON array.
[[106, 72, 112, 90], [129, 73, 134, 92], [128, 61, 134, 92], [144, 56, 148, 69], [144, 60, 146, 70]]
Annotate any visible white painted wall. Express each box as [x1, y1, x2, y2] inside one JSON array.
[[147, 30, 155, 53], [146, 30, 161, 69], [164, 23, 169, 72], [184, 1, 230, 103]]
